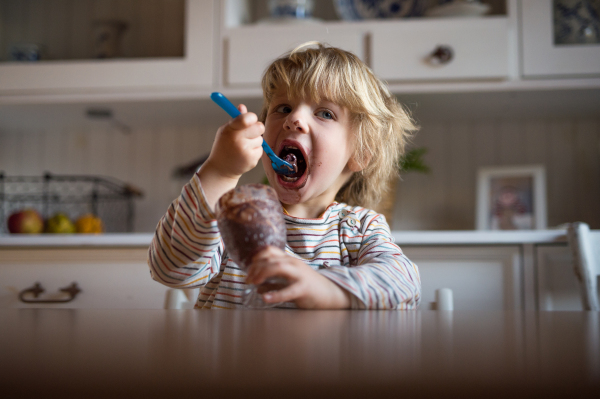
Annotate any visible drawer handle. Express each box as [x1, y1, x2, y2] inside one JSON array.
[[428, 45, 454, 65], [19, 282, 82, 304]]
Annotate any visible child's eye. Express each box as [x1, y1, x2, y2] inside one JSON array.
[[276, 105, 292, 114], [316, 110, 334, 120]]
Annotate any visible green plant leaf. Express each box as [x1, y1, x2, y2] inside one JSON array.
[[399, 147, 430, 174]]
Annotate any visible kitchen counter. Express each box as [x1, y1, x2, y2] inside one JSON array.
[[0, 233, 154, 247], [0, 230, 571, 247], [0, 229, 590, 311]]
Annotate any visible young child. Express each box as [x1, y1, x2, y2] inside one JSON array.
[[148, 43, 421, 309]]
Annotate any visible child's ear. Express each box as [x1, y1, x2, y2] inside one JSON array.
[[348, 152, 371, 172]]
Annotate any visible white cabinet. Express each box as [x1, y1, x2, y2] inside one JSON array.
[[223, 16, 510, 87], [371, 17, 509, 82], [403, 246, 522, 310], [220, 1, 513, 87], [0, 247, 168, 309], [402, 241, 587, 311], [225, 25, 364, 86], [0, 0, 213, 94], [536, 245, 584, 311], [521, 0, 600, 77]]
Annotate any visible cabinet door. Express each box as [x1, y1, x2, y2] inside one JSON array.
[[225, 26, 364, 86], [536, 245, 584, 311], [521, 0, 600, 77], [402, 246, 522, 310], [0, 0, 213, 93], [0, 248, 169, 309], [371, 17, 508, 82]]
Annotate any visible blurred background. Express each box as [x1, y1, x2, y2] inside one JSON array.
[[0, 0, 598, 233]]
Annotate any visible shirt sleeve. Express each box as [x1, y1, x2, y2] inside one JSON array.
[[147, 173, 224, 289], [318, 212, 421, 310]]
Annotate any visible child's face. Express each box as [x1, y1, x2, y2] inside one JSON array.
[[262, 89, 360, 215]]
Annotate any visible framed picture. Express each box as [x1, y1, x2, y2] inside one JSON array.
[[476, 165, 547, 230]]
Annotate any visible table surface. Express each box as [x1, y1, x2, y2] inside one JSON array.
[[1, 310, 599, 398]]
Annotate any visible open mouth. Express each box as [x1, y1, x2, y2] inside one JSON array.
[[278, 145, 307, 183]]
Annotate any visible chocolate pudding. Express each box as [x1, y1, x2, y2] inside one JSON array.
[[283, 153, 298, 174], [216, 184, 286, 270]]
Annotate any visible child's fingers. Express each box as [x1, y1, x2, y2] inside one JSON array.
[[227, 119, 264, 143], [262, 283, 303, 304], [247, 258, 296, 285], [252, 246, 285, 261], [229, 111, 258, 130], [238, 104, 248, 114], [244, 121, 265, 139], [246, 246, 287, 283]]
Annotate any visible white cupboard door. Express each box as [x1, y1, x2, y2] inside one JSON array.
[[521, 0, 600, 77], [371, 17, 508, 82], [0, 0, 213, 93], [536, 245, 584, 311], [225, 27, 364, 86], [0, 248, 169, 309], [403, 246, 522, 310]]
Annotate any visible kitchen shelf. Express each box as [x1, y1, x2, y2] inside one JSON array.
[[223, 0, 508, 28]]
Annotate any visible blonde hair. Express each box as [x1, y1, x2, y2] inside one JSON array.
[[260, 42, 418, 209]]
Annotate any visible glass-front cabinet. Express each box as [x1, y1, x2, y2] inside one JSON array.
[[0, 0, 213, 94], [521, 0, 600, 77]]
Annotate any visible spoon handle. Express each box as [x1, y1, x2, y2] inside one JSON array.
[[210, 92, 240, 118]]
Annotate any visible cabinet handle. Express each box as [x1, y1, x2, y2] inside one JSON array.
[[428, 45, 454, 65], [19, 282, 82, 304]]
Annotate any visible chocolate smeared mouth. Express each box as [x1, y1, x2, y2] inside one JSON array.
[[278, 146, 306, 182]]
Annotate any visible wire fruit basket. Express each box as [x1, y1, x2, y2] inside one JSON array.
[[0, 172, 143, 234]]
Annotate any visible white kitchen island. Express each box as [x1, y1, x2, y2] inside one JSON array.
[[0, 230, 585, 311]]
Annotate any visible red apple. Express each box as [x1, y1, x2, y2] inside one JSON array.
[[7, 209, 44, 234]]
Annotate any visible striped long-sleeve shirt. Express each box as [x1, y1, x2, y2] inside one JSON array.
[[147, 173, 421, 309]]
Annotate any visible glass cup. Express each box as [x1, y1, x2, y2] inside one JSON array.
[[216, 184, 287, 308]]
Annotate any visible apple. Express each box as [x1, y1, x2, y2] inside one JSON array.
[[7, 209, 44, 234], [45, 213, 76, 234]]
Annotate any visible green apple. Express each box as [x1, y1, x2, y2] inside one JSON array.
[[45, 213, 76, 234]]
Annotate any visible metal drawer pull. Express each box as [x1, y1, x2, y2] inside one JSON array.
[[19, 282, 82, 304], [428, 45, 454, 65]]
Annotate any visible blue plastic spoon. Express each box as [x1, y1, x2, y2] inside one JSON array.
[[210, 92, 296, 176]]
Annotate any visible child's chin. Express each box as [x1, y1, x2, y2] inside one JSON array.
[[276, 173, 308, 190]]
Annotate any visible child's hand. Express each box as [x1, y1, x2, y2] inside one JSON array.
[[246, 246, 352, 309], [204, 104, 265, 180], [198, 104, 265, 210]]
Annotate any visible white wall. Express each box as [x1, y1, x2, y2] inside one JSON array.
[[0, 123, 265, 232], [393, 117, 600, 230], [1, 115, 598, 232]]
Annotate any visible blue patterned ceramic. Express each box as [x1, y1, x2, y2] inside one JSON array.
[[554, 0, 600, 45], [334, 0, 428, 20], [269, 0, 314, 19]]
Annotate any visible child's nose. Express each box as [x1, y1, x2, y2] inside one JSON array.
[[284, 114, 308, 133]]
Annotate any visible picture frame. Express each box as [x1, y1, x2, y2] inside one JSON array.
[[476, 165, 547, 230]]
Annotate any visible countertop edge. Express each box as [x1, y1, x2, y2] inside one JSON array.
[[0, 233, 155, 247], [391, 230, 572, 245], [0, 230, 581, 247]]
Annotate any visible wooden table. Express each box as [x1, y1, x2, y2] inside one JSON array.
[[1, 310, 598, 398]]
